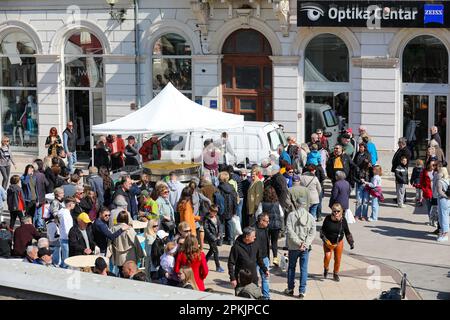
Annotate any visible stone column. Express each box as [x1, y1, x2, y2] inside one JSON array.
[[352, 57, 399, 151], [192, 55, 222, 108], [270, 56, 301, 141]]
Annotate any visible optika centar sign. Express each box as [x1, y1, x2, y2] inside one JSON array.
[[297, 1, 450, 28]]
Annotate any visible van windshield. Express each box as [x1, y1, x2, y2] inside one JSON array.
[[268, 130, 282, 151], [323, 109, 338, 127]]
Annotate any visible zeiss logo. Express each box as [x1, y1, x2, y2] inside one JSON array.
[[424, 4, 444, 24], [300, 3, 324, 21]]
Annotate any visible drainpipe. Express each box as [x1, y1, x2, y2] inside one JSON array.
[[134, 0, 141, 109], [134, 0, 143, 147]]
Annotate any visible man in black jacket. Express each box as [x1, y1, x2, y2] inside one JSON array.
[[204, 205, 224, 272], [391, 137, 412, 173], [326, 144, 353, 185], [68, 212, 96, 257], [228, 227, 269, 292], [253, 213, 271, 300], [93, 207, 128, 255]]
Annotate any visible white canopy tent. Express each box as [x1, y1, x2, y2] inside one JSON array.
[[92, 82, 244, 135]]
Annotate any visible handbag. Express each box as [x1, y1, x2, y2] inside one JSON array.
[[231, 215, 242, 237], [345, 208, 355, 224]]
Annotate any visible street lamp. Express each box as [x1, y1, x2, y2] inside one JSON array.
[[106, 0, 127, 24]]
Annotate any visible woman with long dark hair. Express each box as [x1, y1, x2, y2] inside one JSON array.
[[20, 164, 37, 218], [174, 235, 208, 291], [45, 127, 62, 157], [99, 166, 113, 207], [255, 186, 283, 266]]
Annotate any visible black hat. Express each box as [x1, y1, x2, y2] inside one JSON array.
[[38, 247, 52, 258], [95, 257, 107, 270], [126, 135, 136, 140]]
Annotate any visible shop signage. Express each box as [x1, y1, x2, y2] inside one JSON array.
[[297, 1, 450, 28]]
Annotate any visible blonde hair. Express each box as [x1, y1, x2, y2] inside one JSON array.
[[373, 165, 383, 176], [144, 219, 158, 238], [1, 136, 9, 145], [439, 167, 449, 180], [180, 267, 199, 290], [164, 241, 176, 253], [415, 159, 424, 167], [218, 171, 230, 183], [331, 203, 344, 214]]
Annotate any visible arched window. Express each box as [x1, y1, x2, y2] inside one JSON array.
[[402, 35, 448, 83], [64, 31, 104, 87], [305, 34, 349, 82], [0, 31, 38, 149], [221, 29, 273, 122], [152, 33, 192, 98]]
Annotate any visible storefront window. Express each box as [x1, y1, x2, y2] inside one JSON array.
[[0, 31, 37, 148], [305, 34, 349, 82], [402, 35, 448, 84], [152, 33, 192, 97], [65, 31, 104, 88]]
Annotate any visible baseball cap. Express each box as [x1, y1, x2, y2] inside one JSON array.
[[38, 247, 52, 258], [95, 257, 108, 270], [126, 135, 135, 140], [157, 230, 169, 239], [346, 128, 353, 134], [77, 212, 92, 224], [293, 175, 301, 182]]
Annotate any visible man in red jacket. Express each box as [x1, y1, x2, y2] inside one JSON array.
[[107, 135, 125, 171], [12, 216, 43, 257], [139, 135, 161, 162]]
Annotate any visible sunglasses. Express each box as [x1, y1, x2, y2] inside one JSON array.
[[183, 229, 191, 233], [163, 191, 169, 194], [104, 214, 110, 217], [288, 171, 294, 174], [152, 225, 158, 228], [332, 210, 341, 213]]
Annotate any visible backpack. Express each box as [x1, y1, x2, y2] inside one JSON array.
[[444, 180, 450, 198], [213, 191, 225, 216]]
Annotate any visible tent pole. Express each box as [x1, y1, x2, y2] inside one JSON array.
[[91, 133, 95, 169]]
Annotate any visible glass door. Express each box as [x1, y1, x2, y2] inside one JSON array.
[[66, 89, 104, 159], [403, 95, 429, 160], [434, 95, 447, 157]]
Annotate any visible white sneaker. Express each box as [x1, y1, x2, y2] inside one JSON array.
[[437, 235, 449, 242]]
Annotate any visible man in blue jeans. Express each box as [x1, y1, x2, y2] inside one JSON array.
[[284, 200, 316, 299], [254, 212, 271, 300], [63, 121, 77, 174]]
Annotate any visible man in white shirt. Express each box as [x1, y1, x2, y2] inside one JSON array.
[[57, 197, 76, 268], [213, 132, 236, 166]]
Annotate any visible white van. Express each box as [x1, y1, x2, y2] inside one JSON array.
[[305, 103, 340, 148], [155, 121, 287, 166]]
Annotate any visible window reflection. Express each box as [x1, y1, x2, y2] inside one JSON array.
[[402, 35, 448, 84], [305, 34, 349, 82], [152, 33, 192, 98]]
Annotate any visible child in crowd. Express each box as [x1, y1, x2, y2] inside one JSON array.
[[395, 156, 409, 208], [306, 144, 322, 166], [159, 241, 178, 285], [204, 205, 224, 273], [235, 268, 263, 299], [178, 267, 199, 290], [410, 159, 424, 206], [6, 175, 25, 230], [365, 165, 383, 222]]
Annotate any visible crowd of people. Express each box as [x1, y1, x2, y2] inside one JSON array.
[[0, 121, 448, 299]]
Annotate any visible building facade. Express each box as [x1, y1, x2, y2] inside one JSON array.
[[0, 0, 449, 161]]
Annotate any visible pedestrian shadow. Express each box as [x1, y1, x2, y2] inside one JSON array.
[[378, 217, 425, 225], [212, 278, 234, 290], [436, 292, 450, 300], [397, 238, 449, 247], [365, 225, 436, 241]]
